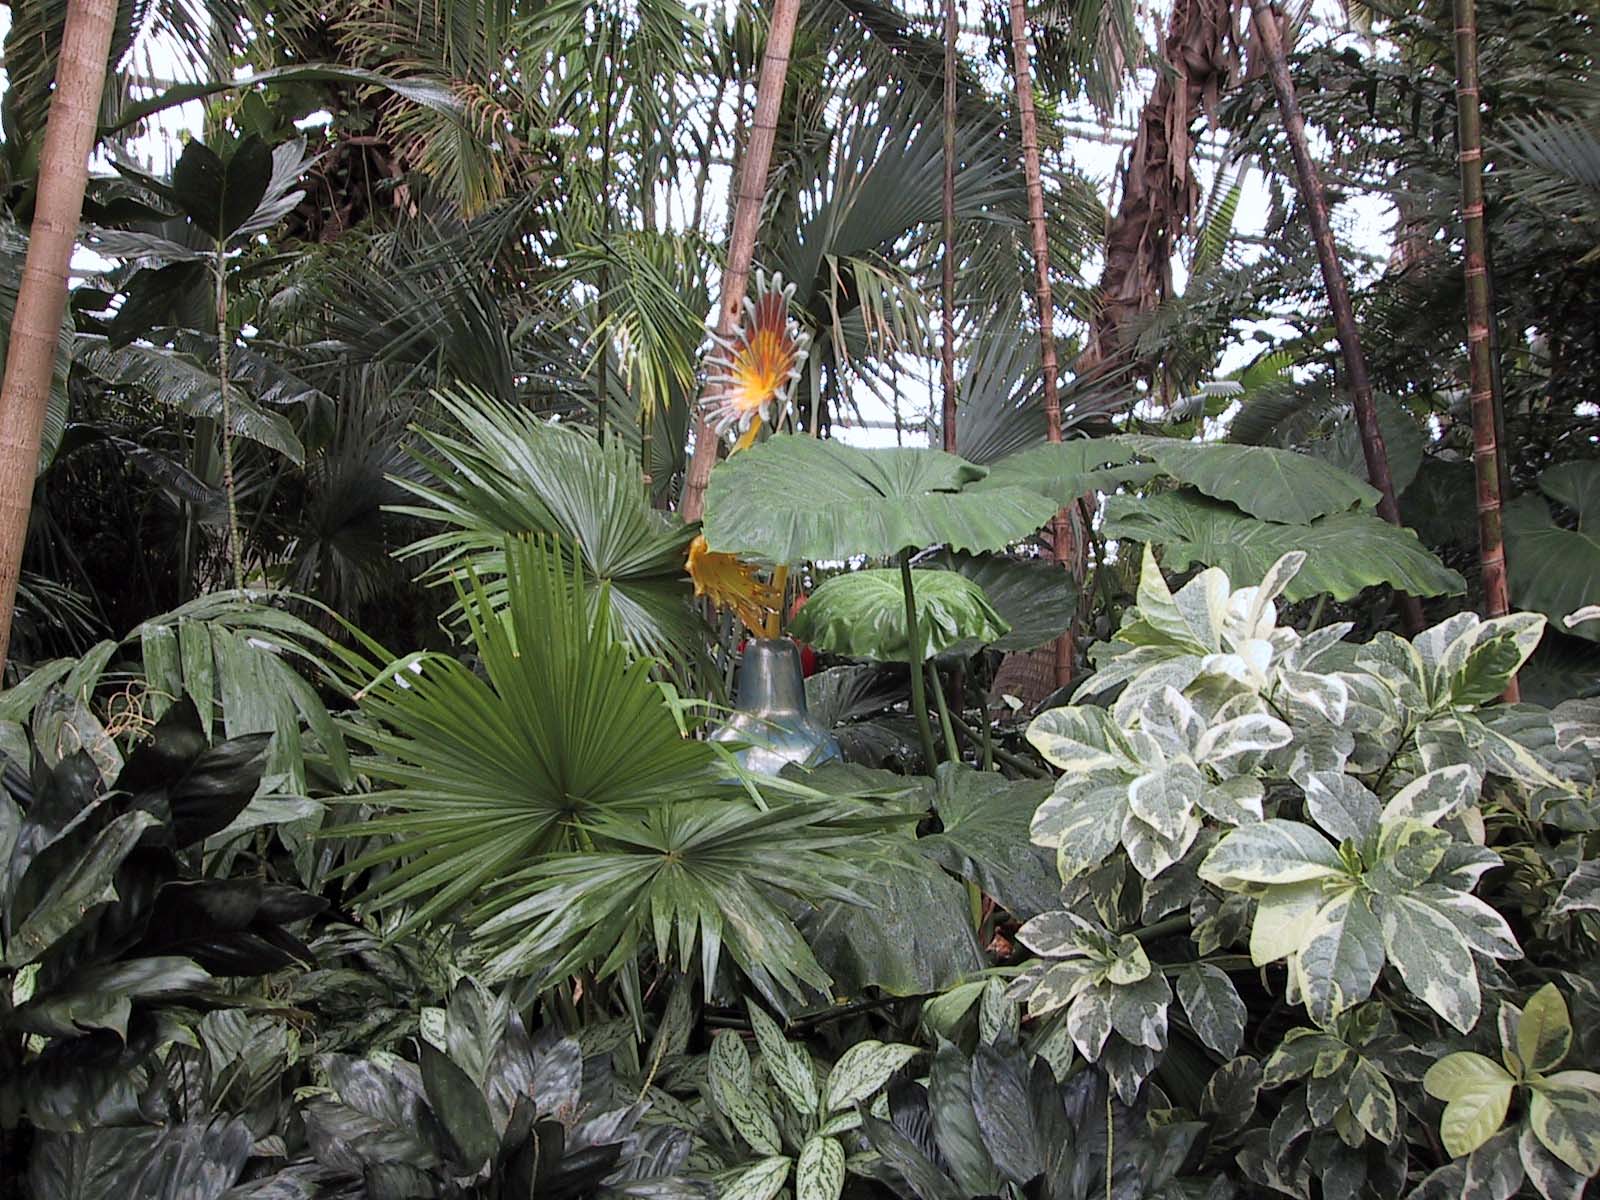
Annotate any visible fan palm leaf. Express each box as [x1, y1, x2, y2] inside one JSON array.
[[339, 539, 882, 1008], [393, 388, 701, 662]]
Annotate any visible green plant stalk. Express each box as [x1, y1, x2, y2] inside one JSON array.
[[215, 249, 242, 590], [901, 552, 940, 773], [948, 710, 1049, 778], [926, 661, 960, 763]]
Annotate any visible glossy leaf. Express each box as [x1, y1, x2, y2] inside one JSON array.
[[790, 569, 1009, 661]]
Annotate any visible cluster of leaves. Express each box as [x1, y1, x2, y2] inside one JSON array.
[[1011, 547, 1600, 1197]]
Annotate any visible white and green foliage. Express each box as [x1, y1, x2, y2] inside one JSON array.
[[1199, 764, 1520, 1032], [1420, 984, 1600, 1193], [701, 1013, 917, 1200], [1008, 911, 1171, 1100], [1258, 1004, 1408, 1148], [1017, 548, 1585, 1136]]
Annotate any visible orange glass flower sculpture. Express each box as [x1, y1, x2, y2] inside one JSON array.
[[687, 534, 782, 633], [704, 271, 810, 437]]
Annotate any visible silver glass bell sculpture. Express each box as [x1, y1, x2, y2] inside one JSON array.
[[710, 638, 842, 774]]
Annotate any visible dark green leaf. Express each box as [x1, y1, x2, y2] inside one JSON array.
[[1103, 491, 1464, 601], [420, 1042, 499, 1171], [171, 136, 273, 241], [919, 764, 1057, 918]]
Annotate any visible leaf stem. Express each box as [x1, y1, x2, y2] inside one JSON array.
[[947, 710, 1049, 778], [215, 249, 242, 590], [926, 661, 961, 764], [901, 552, 940, 774]]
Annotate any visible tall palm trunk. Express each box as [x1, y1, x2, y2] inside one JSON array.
[[940, 0, 959, 453], [1250, 1, 1425, 635], [1008, 0, 1075, 689], [0, 0, 119, 671], [680, 0, 802, 523], [1452, 0, 1516, 694]]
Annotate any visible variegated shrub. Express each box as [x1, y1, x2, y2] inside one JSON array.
[[1013, 548, 1600, 1196]]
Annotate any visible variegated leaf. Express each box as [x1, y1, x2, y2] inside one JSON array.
[[795, 1135, 846, 1200]]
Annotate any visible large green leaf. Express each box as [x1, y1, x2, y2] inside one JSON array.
[[1103, 491, 1464, 601], [919, 765, 1058, 918], [702, 435, 1059, 563], [1123, 437, 1380, 523], [974, 440, 1156, 507], [340, 540, 880, 1010], [790, 569, 1009, 661], [1504, 462, 1600, 640], [171, 136, 273, 243], [75, 337, 305, 463], [925, 551, 1075, 653], [341, 541, 717, 935], [799, 847, 986, 996], [27, 1118, 253, 1200]]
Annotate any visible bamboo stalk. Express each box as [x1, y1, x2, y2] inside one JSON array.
[[0, 0, 121, 671], [1250, 1, 1426, 635], [1451, 0, 1517, 697], [1008, 0, 1078, 688]]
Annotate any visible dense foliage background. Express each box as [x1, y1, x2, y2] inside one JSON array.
[[1, 0, 1599, 1197]]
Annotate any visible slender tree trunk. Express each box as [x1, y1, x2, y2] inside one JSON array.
[[940, 0, 959, 454], [0, 0, 119, 671], [1251, 1, 1425, 635], [679, 0, 801, 523], [1452, 0, 1516, 695], [215, 251, 243, 590], [1009, 0, 1076, 689]]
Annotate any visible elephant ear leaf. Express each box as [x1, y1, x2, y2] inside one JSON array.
[[1504, 462, 1600, 640], [1122, 436, 1379, 523], [790, 570, 1009, 661], [172, 135, 273, 242], [1103, 491, 1464, 602], [703, 434, 1058, 562]]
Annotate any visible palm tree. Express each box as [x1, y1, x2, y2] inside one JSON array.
[[1451, 0, 1516, 695], [1007, 0, 1075, 689], [680, 0, 804, 523], [0, 0, 121, 670], [1249, 0, 1425, 634]]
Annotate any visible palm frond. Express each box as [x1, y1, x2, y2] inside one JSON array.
[[338, 538, 879, 1009], [392, 388, 702, 662]]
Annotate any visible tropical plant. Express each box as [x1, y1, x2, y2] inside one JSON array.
[[1007, 546, 1600, 1194], [1, 690, 326, 1143], [394, 389, 702, 662], [335, 537, 886, 1010]]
